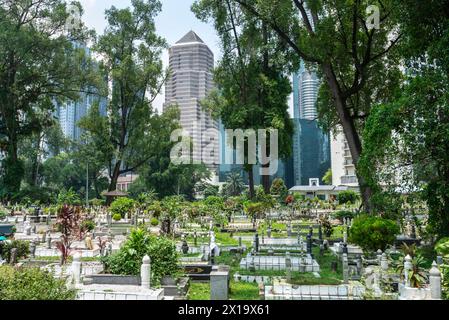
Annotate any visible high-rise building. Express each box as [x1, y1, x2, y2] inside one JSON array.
[[291, 119, 330, 186], [164, 31, 219, 173], [330, 127, 359, 187], [54, 43, 107, 141], [292, 61, 319, 121]]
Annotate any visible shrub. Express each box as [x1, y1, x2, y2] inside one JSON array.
[[112, 213, 122, 221], [270, 178, 288, 200], [110, 197, 136, 218], [349, 215, 400, 251], [0, 209, 7, 220], [81, 220, 96, 232], [0, 266, 76, 300], [435, 237, 449, 257], [337, 190, 359, 205], [150, 217, 159, 226], [100, 229, 179, 285], [0, 240, 29, 262]]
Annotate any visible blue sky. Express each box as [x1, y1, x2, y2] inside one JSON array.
[[78, 0, 293, 114]]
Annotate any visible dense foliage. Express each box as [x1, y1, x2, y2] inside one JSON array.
[[101, 229, 179, 285], [349, 215, 400, 251], [0, 266, 76, 300]]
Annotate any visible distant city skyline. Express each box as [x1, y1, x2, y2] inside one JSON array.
[[77, 0, 294, 116]]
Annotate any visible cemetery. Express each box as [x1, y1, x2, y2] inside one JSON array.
[[1, 188, 446, 301]]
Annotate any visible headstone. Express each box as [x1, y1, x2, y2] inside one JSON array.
[[254, 233, 259, 252], [9, 248, 17, 264], [47, 234, 52, 249], [210, 267, 230, 300], [285, 253, 292, 282], [381, 253, 389, 271], [210, 247, 215, 265], [182, 240, 189, 254], [23, 214, 27, 222], [238, 236, 242, 248], [25, 225, 31, 236], [404, 255, 412, 287], [342, 253, 349, 284], [436, 256, 443, 266], [323, 239, 329, 250], [342, 243, 348, 255], [85, 234, 94, 250], [309, 226, 313, 237], [72, 252, 82, 285], [41, 232, 46, 243], [377, 249, 383, 266], [429, 261, 442, 300], [140, 255, 151, 289], [267, 227, 271, 238], [30, 242, 36, 258], [287, 224, 292, 237], [318, 225, 323, 241], [306, 234, 312, 255]]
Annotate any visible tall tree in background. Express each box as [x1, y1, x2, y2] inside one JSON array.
[[88, 0, 167, 204], [359, 0, 449, 238], [0, 0, 95, 199], [223, 0, 402, 212], [193, 0, 294, 197]]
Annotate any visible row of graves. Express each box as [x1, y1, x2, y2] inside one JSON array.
[[0, 206, 196, 300]]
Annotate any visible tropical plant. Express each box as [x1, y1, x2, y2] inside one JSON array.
[[337, 191, 360, 205], [150, 217, 159, 226], [109, 198, 136, 219], [333, 210, 356, 222], [348, 215, 400, 252], [55, 205, 82, 265], [112, 214, 122, 222], [0, 240, 29, 262], [222, 171, 245, 197], [0, 266, 76, 300], [319, 216, 334, 238], [100, 229, 179, 285], [395, 255, 428, 289], [57, 188, 81, 206]]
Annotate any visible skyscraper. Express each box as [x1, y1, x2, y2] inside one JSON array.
[[292, 60, 319, 121], [54, 43, 107, 141], [164, 31, 219, 172]]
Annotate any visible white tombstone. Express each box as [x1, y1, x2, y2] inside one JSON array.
[[381, 253, 389, 271], [72, 252, 82, 285], [429, 261, 441, 300], [141, 255, 151, 289], [404, 255, 413, 287]]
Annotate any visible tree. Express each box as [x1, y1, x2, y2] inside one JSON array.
[[359, 0, 449, 237], [221, 171, 245, 197], [193, 0, 294, 197], [0, 0, 96, 198], [322, 168, 332, 186], [84, 0, 167, 204], [220, 0, 402, 212]]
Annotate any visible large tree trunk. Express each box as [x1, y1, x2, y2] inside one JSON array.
[[261, 164, 271, 194], [107, 161, 122, 205], [322, 63, 373, 213], [247, 164, 255, 200]]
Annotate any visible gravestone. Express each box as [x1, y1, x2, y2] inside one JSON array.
[[9, 248, 17, 264], [47, 234, 52, 249], [181, 240, 189, 254], [238, 237, 242, 248], [306, 235, 312, 255], [30, 242, 36, 258], [253, 233, 259, 252], [210, 266, 230, 300], [318, 225, 323, 241], [267, 227, 271, 238], [42, 232, 46, 243], [285, 253, 292, 282]]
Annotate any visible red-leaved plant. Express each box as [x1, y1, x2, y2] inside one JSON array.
[[55, 205, 82, 265]]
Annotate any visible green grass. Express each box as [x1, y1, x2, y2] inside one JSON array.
[[230, 281, 260, 300], [187, 282, 209, 300]]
